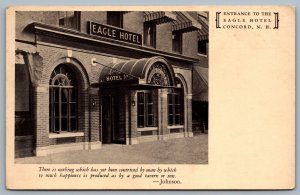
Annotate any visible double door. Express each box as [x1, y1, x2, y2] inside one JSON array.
[[101, 95, 126, 144]]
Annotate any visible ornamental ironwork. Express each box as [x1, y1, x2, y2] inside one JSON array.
[[147, 63, 171, 86]]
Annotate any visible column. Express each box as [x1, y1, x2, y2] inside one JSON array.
[[129, 90, 138, 144], [34, 85, 49, 156], [186, 93, 193, 137], [158, 89, 169, 140], [88, 88, 101, 150]]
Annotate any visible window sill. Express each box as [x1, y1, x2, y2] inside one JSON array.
[[172, 51, 182, 55], [137, 127, 158, 132], [49, 132, 84, 139], [142, 45, 156, 49], [197, 53, 208, 57], [167, 125, 184, 129]]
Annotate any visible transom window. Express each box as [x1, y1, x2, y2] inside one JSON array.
[[137, 91, 155, 128], [49, 65, 77, 133]]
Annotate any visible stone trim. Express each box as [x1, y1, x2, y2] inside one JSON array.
[[35, 141, 102, 156], [167, 125, 184, 129], [49, 132, 84, 139], [137, 127, 158, 132]]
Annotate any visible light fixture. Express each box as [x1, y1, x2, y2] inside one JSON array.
[[92, 99, 96, 107], [131, 100, 135, 107]]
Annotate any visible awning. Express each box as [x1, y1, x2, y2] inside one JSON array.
[[185, 12, 208, 40], [172, 12, 202, 32], [144, 11, 177, 24], [193, 66, 208, 102], [15, 44, 43, 86], [93, 56, 176, 89], [197, 16, 209, 41]]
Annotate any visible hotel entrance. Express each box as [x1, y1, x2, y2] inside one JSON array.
[[101, 94, 126, 144], [95, 56, 185, 145]]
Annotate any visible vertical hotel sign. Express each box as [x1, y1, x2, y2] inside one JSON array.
[[89, 22, 142, 45]]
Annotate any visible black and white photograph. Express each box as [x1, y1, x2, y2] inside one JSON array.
[[6, 5, 295, 190], [14, 10, 209, 164]]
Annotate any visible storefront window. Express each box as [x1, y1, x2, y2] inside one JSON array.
[[172, 31, 182, 53], [49, 65, 77, 133], [143, 22, 156, 48], [137, 91, 154, 127], [107, 11, 123, 28], [59, 11, 81, 30]]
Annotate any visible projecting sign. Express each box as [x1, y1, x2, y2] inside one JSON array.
[[89, 22, 142, 46]]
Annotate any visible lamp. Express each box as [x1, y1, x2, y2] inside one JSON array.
[[131, 100, 136, 107], [92, 99, 96, 107]]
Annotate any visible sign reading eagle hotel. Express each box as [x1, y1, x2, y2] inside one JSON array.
[[89, 21, 142, 45]]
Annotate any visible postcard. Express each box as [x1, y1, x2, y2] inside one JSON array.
[[6, 5, 295, 189]]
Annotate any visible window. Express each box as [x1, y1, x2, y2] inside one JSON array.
[[59, 11, 81, 30], [107, 11, 123, 28], [168, 80, 184, 125], [143, 22, 156, 47], [172, 31, 182, 53], [137, 91, 155, 128], [49, 65, 77, 133], [198, 40, 208, 55]]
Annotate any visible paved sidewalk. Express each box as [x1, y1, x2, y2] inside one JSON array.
[[15, 134, 208, 164]]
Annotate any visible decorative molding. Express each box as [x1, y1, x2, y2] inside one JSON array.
[[49, 132, 84, 139], [186, 94, 193, 99], [31, 22, 198, 64]]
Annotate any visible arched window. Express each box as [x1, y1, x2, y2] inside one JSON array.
[[168, 78, 184, 125], [49, 65, 77, 133]]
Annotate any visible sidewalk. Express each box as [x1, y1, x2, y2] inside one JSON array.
[[15, 134, 208, 164]]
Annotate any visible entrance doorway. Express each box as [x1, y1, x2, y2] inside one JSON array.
[[101, 95, 126, 144]]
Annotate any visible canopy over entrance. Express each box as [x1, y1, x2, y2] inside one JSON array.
[[92, 56, 177, 89]]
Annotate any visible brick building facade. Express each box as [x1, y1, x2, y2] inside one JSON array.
[[15, 11, 209, 157]]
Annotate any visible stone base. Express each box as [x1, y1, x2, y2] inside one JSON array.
[[34, 146, 48, 156], [184, 131, 194, 137], [188, 132, 194, 137], [130, 138, 139, 145], [35, 141, 102, 156], [89, 141, 102, 150], [126, 138, 139, 145], [158, 133, 185, 141], [138, 135, 159, 143]]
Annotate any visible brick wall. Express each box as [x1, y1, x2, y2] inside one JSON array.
[[34, 45, 92, 148], [123, 12, 144, 35], [16, 11, 59, 42], [156, 23, 172, 52], [35, 86, 49, 148], [81, 12, 107, 34], [182, 31, 198, 58], [89, 94, 100, 142]]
